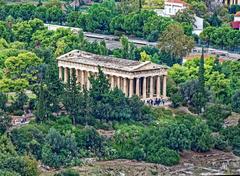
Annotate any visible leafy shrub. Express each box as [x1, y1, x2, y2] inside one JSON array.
[[0, 111, 11, 134], [10, 125, 45, 159], [0, 156, 38, 176], [0, 170, 21, 176], [232, 90, 240, 113], [146, 147, 180, 166], [232, 136, 240, 156], [190, 120, 214, 152], [41, 128, 81, 168], [203, 104, 231, 132], [55, 169, 79, 176], [75, 127, 104, 156], [214, 135, 229, 151]]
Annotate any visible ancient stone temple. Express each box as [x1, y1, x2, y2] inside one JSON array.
[[57, 50, 168, 100]]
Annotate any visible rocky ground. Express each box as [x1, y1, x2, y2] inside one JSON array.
[[40, 150, 240, 176]]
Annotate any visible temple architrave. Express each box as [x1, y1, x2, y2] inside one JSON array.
[[57, 50, 168, 100]]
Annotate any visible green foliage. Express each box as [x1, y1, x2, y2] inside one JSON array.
[[55, 169, 79, 176], [0, 156, 38, 176], [169, 57, 239, 106], [146, 147, 180, 166], [0, 170, 20, 176], [214, 135, 229, 151], [0, 135, 17, 161], [42, 128, 81, 168], [200, 26, 240, 50], [0, 135, 37, 176], [0, 111, 11, 134], [112, 114, 213, 165], [232, 90, 240, 113], [232, 136, 240, 156], [75, 127, 104, 156], [0, 92, 7, 110], [203, 104, 231, 132], [10, 125, 45, 159], [158, 23, 195, 58], [190, 119, 214, 152]]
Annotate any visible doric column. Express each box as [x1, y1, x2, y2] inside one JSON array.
[[64, 67, 68, 83], [156, 76, 161, 98], [59, 67, 63, 80], [123, 77, 128, 96], [129, 78, 133, 97], [87, 71, 90, 90], [142, 77, 146, 99], [70, 68, 73, 79], [111, 76, 114, 89], [150, 76, 153, 98], [81, 70, 85, 88], [163, 75, 167, 98], [76, 69, 79, 83], [117, 77, 121, 89], [136, 78, 140, 96]]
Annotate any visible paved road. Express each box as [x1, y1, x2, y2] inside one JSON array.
[[45, 24, 240, 61]]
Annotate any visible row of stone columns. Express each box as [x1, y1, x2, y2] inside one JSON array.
[[59, 67, 167, 99]]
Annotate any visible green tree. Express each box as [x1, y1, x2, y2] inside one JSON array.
[[62, 70, 83, 125], [12, 92, 28, 111], [173, 9, 195, 26], [198, 47, 206, 113], [35, 83, 47, 123], [0, 92, 7, 111], [203, 104, 231, 132], [0, 111, 11, 134], [89, 66, 110, 101], [158, 24, 194, 58]]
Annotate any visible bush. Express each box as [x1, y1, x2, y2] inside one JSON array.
[[10, 125, 45, 158], [190, 121, 214, 152], [146, 147, 180, 166], [12, 110, 24, 116], [55, 169, 79, 176], [203, 104, 231, 132], [232, 91, 240, 113], [0, 111, 11, 134], [0, 156, 38, 176], [232, 136, 240, 156], [75, 127, 104, 155], [214, 135, 229, 151], [0, 170, 20, 176]]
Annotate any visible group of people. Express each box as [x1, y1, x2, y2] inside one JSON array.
[[144, 98, 167, 106]]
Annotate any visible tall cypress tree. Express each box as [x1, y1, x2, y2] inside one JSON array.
[[198, 47, 206, 113], [199, 47, 205, 93]]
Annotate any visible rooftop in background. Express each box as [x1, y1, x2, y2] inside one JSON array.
[[231, 21, 240, 29], [165, 0, 188, 6], [235, 12, 240, 17], [57, 50, 167, 72]]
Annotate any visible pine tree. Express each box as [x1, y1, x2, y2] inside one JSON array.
[[62, 69, 82, 125]]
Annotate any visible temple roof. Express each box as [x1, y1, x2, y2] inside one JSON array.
[[57, 50, 168, 72], [165, 0, 188, 6]]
